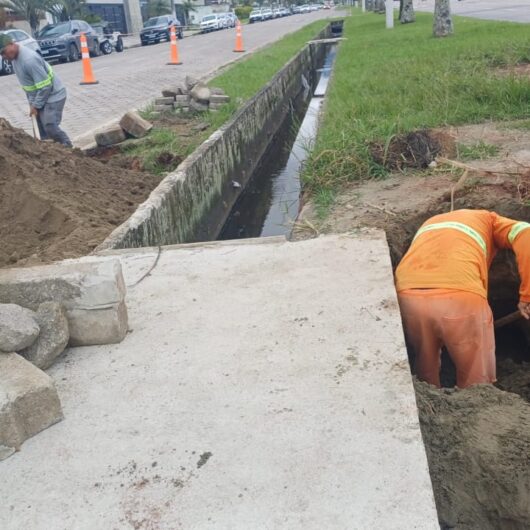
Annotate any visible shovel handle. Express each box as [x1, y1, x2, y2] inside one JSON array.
[[31, 115, 41, 140], [494, 311, 523, 329]]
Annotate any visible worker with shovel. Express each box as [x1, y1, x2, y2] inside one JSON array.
[[396, 209, 530, 388], [0, 34, 72, 147]]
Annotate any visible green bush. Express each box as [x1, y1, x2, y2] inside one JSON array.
[[235, 6, 252, 20]]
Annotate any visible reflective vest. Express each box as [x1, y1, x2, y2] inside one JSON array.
[[414, 220, 530, 256], [21, 64, 54, 93]]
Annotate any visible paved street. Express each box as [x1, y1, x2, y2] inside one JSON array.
[[414, 0, 530, 23], [0, 11, 333, 143]]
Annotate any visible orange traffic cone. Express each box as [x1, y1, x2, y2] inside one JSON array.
[[233, 21, 245, 53], [167, 25, 182, 65], [79, 33, 98, 85]]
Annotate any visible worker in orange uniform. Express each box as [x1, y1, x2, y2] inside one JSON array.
[[395, 209, 530, 388]]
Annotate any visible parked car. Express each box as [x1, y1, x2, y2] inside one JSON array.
[[224, 13, 238, 28], [140, 15, 182, 45], [292, 6, 302, 13], [261, 8, 273, 20], [300, 5, 311, 13], [249, 9, 264, 23], [92, 23, 124, 55], [279, 7, 290, 16], [37, 20, 99, 63], [200, 14, 223, 32], [0, 29, 41, 75], [218, 14, 233, 29]]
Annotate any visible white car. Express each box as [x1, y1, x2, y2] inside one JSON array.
[[249, 9, 264, 23], [200, 14, 223, 32], [0, 29, 41, 76]]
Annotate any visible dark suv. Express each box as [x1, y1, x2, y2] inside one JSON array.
[[140, 15, 183, 46], [37, 20, 100, 63]]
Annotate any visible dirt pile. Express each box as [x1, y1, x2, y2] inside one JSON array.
[[0, 119, 162, 267], [416, 380, 530, 530]]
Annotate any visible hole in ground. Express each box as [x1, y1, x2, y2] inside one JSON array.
[[385, 199, 530, 529]]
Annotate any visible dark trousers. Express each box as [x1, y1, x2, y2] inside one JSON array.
[[37, 98, 72, 147]]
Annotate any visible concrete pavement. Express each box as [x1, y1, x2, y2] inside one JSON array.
[[0, 233, 439, 529], [0, 11, 335, 143], [414, 0, 530, 23]]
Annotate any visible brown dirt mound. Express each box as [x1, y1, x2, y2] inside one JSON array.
[[370, 129, 456, 171], [0, 119, 162, 267], [415, 380, 530, 530]]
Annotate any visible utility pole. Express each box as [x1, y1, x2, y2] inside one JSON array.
[[385, 0, 394, 28]]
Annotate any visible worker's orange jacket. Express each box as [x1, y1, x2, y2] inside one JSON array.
[[395, 209, 530, 302]]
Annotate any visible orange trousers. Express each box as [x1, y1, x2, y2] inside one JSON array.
[[398, 289, 496, 388]]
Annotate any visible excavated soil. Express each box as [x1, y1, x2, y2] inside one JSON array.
[[416, 381, 530, 530], [0, 119, 162, 267], [295, 121, 530, 529]]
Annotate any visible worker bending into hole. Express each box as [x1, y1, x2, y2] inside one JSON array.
[[395, 209, 530, 388]]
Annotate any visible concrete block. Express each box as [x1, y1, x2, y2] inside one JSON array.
[[174, 95, 190, 104], [0, 353, 63, 459], [153, 104, 173, 113], [119, 111, 153, 139], [0, 304, 39, 352], [189, 100, 209, 113], [209, 103, 223, 111], [0, 259, 128, 347], [162, 84, 187, 97], [190, 83, 211, 104], [20, 302, 69, 370], [210, 94, 230, 105], [155, 97, 175, 105], [94, 125, 126, 147]]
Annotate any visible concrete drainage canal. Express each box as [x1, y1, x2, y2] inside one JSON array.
[[219, 46, 337, 240]]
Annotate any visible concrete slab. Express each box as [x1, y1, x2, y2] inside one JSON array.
[[0, 233, 439, 529]]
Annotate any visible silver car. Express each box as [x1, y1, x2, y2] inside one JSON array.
[[0, 29, 41, 76]]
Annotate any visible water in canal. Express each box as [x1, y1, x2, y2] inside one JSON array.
[[219, 45, 337, 240]]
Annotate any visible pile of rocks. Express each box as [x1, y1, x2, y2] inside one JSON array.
[[0, 302, 68, 461], [156, 75, 231, 115], [95, 110, 153, 148]]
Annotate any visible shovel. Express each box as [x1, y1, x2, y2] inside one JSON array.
[[31, 115, 41, 141], [494, 311, 524, 330]]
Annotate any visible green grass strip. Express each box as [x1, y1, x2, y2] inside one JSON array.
[[304, 10, 530, 207]]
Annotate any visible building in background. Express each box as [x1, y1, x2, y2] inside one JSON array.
[[86, 0, 143, 34]]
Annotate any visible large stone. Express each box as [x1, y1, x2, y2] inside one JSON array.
[[189, 99, 209, 113], [94, 125, 126, 147], [185, 75, 199, 91], [0, 353, 63, 460], [153, 104, 173, 112], [20, 302, 69, 370], [119, 111, 153, 139], [162, 83, 187, 97], [0, 304, 39, 352], [210, 87, 226, 96], [190, 83, 211, 104], [0, 259, 128, 347]]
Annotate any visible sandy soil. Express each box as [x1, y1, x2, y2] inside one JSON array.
[[0, 119, 163, 268], [295, 121, 530, 529]]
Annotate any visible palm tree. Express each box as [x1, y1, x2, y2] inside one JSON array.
[[433, 0, 453, 37], [46, 0, 86, 22], [148, 0, 170, 17], [0, 0, 47, 35], [181, 0, 196, 26], [399, 0, 414, 24]]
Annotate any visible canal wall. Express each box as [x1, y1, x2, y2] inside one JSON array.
[[97, 24, 337, 251]]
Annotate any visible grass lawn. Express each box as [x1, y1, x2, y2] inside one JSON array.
[[304, 10, 530, 211], [129, 19, 329, 172]]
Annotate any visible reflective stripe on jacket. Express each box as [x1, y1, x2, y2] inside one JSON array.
[[395, 210, 530, 301]]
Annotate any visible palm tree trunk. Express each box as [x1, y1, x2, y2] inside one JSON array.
[[433, 0, 453, 37], [400, 0, 415, 23]]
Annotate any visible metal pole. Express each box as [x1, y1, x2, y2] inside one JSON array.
[[385, 0, 394, 28]]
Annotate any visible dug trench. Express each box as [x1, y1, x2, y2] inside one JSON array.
[[295, 125, 530, 529]]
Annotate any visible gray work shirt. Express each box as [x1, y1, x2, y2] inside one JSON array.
[[12, 45, 66, 109]]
